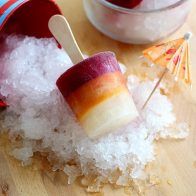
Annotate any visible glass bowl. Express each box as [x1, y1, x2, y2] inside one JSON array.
[[83, 0, 191, 44]]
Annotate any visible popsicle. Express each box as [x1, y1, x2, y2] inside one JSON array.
[[49, 15, 138, 139]]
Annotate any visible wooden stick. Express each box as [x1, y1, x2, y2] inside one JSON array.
[[142, 68, 168, 110], [48, 15, 84, 64]]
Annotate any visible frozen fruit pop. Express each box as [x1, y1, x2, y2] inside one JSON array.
[[57, 52, 138, 138], [49, 15, 139, 139]]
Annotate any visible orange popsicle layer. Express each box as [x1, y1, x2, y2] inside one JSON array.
[[66, 71, 126, 119]]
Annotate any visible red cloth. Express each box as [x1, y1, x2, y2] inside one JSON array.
[[1, 0, 62, 38]]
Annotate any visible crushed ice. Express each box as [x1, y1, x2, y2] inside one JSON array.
[[136, 0, 180, 10], [0, 36, 189, 188]]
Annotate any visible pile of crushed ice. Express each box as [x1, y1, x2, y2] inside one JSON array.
[[0, 36, 188, 190]]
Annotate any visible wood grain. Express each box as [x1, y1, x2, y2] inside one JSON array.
[[0, 0, 196, 195]]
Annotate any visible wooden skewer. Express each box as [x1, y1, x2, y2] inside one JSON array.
[[142, 68, 168, 110], [48, 15, 84, 64]]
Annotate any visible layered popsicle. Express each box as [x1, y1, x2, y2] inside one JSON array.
[[57, 52, 138, 139]]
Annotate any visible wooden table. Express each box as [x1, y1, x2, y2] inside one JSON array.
[[0, 0, 196, 195]]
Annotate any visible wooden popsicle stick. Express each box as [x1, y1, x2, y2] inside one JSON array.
[[48, 15, 84, 64], [142, 68, 168, 110]]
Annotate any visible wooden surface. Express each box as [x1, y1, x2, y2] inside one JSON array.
[[0, 0, 196, 195]]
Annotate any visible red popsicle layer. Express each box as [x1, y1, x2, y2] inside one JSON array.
[[57, 52, 120, 98]]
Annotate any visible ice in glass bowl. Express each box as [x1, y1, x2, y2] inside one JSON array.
[[83, 0, 191, 44]]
